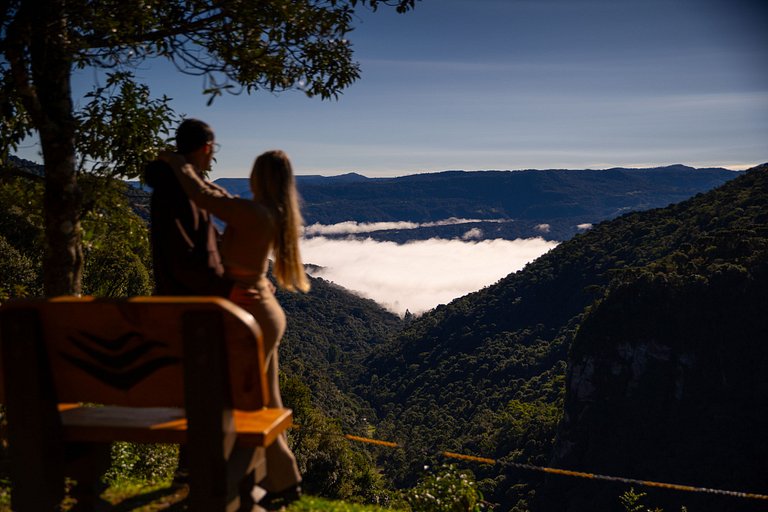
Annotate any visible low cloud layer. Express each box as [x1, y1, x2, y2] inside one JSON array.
[[301, 236, 558, 316], [304, 218, 510, 236]]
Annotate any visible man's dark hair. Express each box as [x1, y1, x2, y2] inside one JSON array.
[[176, 118, 214, 154]]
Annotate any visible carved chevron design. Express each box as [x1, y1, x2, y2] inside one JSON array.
[[69, 336, 165, 370], [75, 331, 146, 352], [61, 331, 181, 390], [60, 353, 181, 391]]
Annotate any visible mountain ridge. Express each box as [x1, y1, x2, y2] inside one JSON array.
[[215, 164, 741, 241]]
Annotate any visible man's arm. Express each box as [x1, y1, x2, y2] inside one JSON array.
[[147, 159, 233, 297]]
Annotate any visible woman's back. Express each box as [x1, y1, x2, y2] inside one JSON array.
[[216, 198, 277, 285]]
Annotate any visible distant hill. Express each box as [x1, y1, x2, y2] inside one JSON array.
[[296, 172, 370, 185], [215, 165, 740, 241], [356, 164, 768, 509], [3, 155, 44, 178], [216, 172, 369, 195]]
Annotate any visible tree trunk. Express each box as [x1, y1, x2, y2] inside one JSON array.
[[33, 1, 82, 296]]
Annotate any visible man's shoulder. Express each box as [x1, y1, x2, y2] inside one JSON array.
[[144, 159, 176, 189]]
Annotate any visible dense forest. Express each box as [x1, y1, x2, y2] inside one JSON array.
[[277, 275, 403, 430], [0, 160, 153, 301], [540, 168, 768, 511]]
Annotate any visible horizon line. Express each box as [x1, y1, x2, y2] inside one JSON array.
[[216, 162, 758, 180], [9, 153, 761, 180]]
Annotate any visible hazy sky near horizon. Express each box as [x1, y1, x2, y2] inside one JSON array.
[[15, 0, 768, 177]]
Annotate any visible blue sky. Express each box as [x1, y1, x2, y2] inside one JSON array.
[[17, 0, 768, 178]]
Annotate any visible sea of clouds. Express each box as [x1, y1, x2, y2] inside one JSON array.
[[300, 223, 559, 316]]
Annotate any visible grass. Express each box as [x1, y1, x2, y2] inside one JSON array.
[[104, 481, 405, 511], [1, 480, 404, 512], [286, 495, 405, 511], [101, 480, 187, 511]]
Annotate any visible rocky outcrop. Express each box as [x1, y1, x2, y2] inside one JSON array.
[[538, 267, 768, 511]]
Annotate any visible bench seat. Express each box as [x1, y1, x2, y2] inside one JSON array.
[[57, 403, 292, 446]]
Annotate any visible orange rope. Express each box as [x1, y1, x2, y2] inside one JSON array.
[[290, 425, 768, 501], [442, 451, 496, 465], [344, 434, 400, 448]]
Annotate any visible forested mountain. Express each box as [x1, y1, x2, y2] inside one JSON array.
[[539, 172, 768, 511], [356, 165, 768, 510], [218, 165, 740, 241], [276, 273, 403, 432]]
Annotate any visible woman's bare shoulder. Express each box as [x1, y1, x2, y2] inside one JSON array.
[[231, 198, 277, 227]]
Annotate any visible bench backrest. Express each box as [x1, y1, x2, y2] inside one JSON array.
[[0, 296, 268, 410]]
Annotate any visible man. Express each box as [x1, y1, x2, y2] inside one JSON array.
[[145, 118, 253, 302]]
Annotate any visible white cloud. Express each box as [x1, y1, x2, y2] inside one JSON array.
[[461, 228, 484, 240], [535, 223, 551, 233], [304, 218, 511, 236], [576, 223, 593, 230], [305, 220, 418, 236], [301, 236, 558, 316]]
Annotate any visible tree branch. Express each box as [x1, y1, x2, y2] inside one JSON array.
[[83, 7, 227, 50], [4, 13, 45, 128]]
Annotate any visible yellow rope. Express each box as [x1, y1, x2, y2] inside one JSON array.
[[496, 461, 768, 501], [290, 425, 768, 501], [442, 451, 496, 465], [344, 434, 400, 448]]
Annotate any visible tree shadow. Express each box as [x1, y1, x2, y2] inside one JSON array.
[[107, 483, 188, 511]]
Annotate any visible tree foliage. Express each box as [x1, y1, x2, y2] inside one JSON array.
[[79, 175, 154, 297], [282, 375, 395, 505], [405, 464, 485, 512], [0, 162, 153, 299], [0, 169, 44, 299], [75, 71, 179, 180]]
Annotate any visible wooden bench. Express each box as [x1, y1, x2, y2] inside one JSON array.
[[0, 296, 292, 511]]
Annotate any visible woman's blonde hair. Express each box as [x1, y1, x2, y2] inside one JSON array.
[[250, 150, 310, 292]]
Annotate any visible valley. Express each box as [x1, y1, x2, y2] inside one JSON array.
[[264, 164, 768, 510]]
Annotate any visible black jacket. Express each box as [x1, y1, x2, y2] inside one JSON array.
[[144, 160, 233, 297]]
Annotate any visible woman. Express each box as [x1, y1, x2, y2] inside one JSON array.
[[161, 149, 308, 506]]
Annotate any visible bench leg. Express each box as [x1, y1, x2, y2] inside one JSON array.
[[65, 442, 112, 511], [229, 446, 266, 511], [2, 309, 65, 511], [181, 312, 268, 512], [183, 311, 238, 512]]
